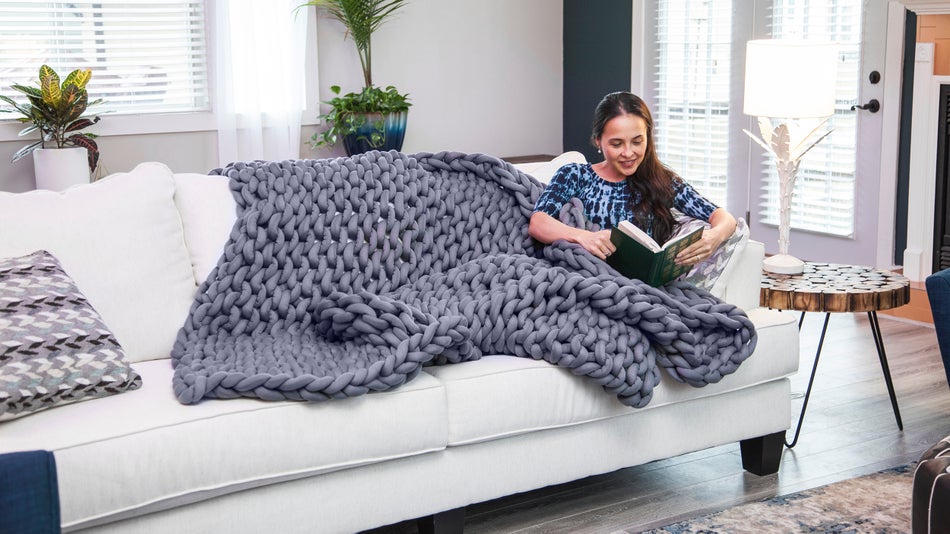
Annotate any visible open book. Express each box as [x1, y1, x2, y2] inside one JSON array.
[[606, 220, 703, 287]]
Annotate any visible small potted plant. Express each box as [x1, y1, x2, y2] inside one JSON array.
[[0, 65, 103, 189], [299, 0, 411, 155]]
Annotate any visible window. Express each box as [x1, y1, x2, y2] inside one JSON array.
[[0, 0, 209, 116], [653, 0, 732, 208], [650, 0, 863, 238]]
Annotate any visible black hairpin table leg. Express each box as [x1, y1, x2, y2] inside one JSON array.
[[785, 312, 831, 449], [868, 311, 903, 430], [784, 311, 904, 448]]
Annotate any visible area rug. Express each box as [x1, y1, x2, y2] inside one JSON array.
[[641, 464, 914, 533]]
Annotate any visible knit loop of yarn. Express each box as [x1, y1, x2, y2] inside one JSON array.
[[171, 151, 757, 407]]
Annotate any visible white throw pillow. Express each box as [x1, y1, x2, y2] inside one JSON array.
[[0, 162, 198, 362]]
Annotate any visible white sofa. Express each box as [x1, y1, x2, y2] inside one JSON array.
[[0, 160, 799, 533]]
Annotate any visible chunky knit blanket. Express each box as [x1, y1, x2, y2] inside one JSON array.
[[171, 151, 756, 408]]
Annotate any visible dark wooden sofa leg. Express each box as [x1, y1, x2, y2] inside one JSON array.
[[740, 431, 785, 475], [417, 507, 465, 534]]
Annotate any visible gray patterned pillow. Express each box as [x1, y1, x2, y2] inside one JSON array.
[[678, 217, 750, 291], [0, 250, 142, 421]]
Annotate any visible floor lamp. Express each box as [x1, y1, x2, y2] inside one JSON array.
[[743, 40, 839, 275]]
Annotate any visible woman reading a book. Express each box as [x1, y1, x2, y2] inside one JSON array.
[[528, 91, 737, 266]]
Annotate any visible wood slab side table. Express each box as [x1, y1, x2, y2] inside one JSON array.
[[759, 262, 910, 448]]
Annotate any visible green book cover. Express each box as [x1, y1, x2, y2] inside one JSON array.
[[606, 221, 703, 286]]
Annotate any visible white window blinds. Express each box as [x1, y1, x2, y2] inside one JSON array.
[[0, 0, 209, 116], [653, 0, 733, 207], [761, 0, 862, 237]]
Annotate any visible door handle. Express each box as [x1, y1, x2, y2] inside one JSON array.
[[851, 99, 880, 113]]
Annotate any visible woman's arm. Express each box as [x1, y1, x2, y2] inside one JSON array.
[[674, 207, 737, 266], [528, 211, 616, 260]]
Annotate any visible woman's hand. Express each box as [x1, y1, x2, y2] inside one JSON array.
[[675, 228, 724, 266], [576, 229, 616, 260], [528, 212, 616, 260]]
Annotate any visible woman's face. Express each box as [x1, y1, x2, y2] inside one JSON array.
[[597, 113, 648, 180]]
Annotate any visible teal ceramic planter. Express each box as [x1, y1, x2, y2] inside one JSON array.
[[342, 111, 408, 156]]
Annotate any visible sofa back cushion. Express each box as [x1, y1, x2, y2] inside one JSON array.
[[0, 162, 198, 362], [172, 173, 237, 286], [512, 151, 588, 185]]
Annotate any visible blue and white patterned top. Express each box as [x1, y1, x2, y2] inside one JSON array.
[[533, 163, 718, 237]]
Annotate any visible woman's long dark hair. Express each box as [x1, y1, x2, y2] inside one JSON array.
[[591, 92, 678, 244]]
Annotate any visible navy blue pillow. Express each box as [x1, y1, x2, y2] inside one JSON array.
[[0, 450, 60, 534]]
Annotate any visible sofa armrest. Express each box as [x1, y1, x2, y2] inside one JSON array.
[[718, 240, 764, 311]]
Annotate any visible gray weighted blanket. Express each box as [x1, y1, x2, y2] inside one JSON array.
[[171, 151, 756, 408]]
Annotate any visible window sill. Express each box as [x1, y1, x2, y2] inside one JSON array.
[[758, 220, 854, 240], [0, 109, 320, 141]]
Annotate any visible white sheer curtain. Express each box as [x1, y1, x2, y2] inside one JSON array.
[[214, 0, 308, 166]]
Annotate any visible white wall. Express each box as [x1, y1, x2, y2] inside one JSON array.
[[311, 0, 563, 158], [0, 1, 563, 192]]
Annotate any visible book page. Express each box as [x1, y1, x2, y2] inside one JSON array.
[[616, 220, 661, 253], [661, 225, 704, 250]]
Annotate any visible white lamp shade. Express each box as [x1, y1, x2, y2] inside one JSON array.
[[743, 39, 839, 118]]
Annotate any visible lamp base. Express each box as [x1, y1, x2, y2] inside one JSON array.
[[763, 254, 805, 275]]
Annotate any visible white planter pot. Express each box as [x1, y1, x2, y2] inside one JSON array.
[[32, 147, 90, 191]]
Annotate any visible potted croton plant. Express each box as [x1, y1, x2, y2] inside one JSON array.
[[301, 0, 411, 155], [0, 65, 103, 190]]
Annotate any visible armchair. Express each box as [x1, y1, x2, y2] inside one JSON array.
[[925, 268, 950, 387]]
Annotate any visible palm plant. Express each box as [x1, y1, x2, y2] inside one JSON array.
[[0, 65, 103, 172], [303, 0, 407, 88], [298, 0, 411, 153]]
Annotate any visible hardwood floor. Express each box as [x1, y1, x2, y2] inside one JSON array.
[[366, 312, 950, 533]]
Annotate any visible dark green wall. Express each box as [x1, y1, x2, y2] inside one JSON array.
[[563, 0, 633, 162], [894, 9, 916, 265]]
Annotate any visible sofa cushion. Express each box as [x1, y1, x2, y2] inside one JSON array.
[[424, 307, 799, 446], [0, 250, 142, 421], [0, 359, 448, 530], [0, 163, 198, 362], [173, 173, 237, 285]]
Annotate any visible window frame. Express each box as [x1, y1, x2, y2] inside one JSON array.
[[0, 0, 320, 142]]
